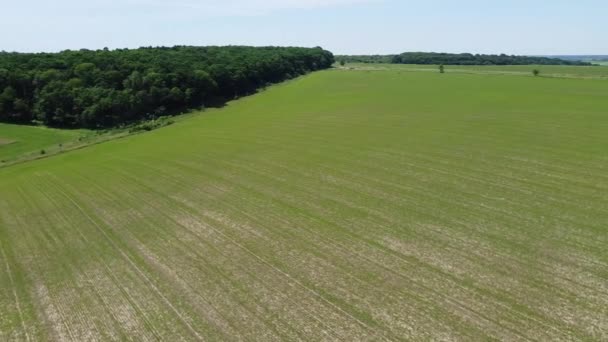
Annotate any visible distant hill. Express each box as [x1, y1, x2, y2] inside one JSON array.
[[338, 52, 592, 66]]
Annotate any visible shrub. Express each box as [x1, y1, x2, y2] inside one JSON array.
[[128, 118, 174, 133]]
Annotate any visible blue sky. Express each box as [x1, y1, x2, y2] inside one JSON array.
[[1, 0, 606, 54]]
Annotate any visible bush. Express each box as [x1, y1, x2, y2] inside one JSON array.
[[128, 117, 174, 133]]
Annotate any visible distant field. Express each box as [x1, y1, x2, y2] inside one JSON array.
[[345, 63, 608, 78], [1, 68, 607, 340], [0, 124, 88, 162]]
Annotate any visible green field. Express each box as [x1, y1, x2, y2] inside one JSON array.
[[346, 63, 608, 79], [0, 124, 89, 163], [1, 67, 607, 340]]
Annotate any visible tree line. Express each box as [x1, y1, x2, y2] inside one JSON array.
[[0, 46, 334, 128], [338, 52, 591, 66]]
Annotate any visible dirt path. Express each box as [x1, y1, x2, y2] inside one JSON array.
[[0, 138, 16, 146]]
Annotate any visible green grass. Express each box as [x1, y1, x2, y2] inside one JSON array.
[[1, 67, 607, 340], [345, 62, 608, 78], [0, 124, 89, 163], [0, 117, 182, 167]]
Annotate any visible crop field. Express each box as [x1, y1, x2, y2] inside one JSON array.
[[346, 63, 608, 79], [0, 124, 88, 163], [1, 67, 607, 340]]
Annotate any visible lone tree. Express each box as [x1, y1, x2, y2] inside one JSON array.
[[340, 60, 346, 67], [533, 69, 540, 77], [439, 64, 445, 73]]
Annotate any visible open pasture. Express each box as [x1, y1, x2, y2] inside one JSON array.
[[0, 68, 607, 340], [346, 63, 608, 79], [0, 124, 88, 163]]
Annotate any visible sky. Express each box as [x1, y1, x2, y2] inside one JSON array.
[[1, 0, 607, 55]]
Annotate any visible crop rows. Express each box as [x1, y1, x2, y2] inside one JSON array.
[[1, 69, 607, 340]]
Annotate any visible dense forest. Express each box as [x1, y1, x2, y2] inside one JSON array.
[[0, 46, 334, 128], [339, 52, 591, 66], [338, 55, 393, 64]]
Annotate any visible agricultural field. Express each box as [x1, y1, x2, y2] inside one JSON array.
[[1, 66, 607, 340], [0, 124, 89, 163], [345, 63, 608, 79]]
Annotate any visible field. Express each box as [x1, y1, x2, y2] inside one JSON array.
[[0, 124, 89, 163], [0, 138, 16, 146], [345, 63, 608, 79], [1, 66, 607, 340]]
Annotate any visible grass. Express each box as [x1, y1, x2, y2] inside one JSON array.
[[0, 124, 89, 163], [1, 66, 607, 340], [0, 138, 16, 146], [344, 62, 608, 78], [0, 117, 179, 167]]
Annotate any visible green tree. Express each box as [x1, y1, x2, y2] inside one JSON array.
[[439, 64, 445, 74], [0, 46, 335, 128], [74, 63, 98, 86], [0, 86, 17, 120], [35, 69, 62, 87], [34, 81, 77, 126], [123, 71, 144, 91]]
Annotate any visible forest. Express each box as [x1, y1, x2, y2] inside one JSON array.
[[0, 46, 334, 128], [339, 52, 591, 66]]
